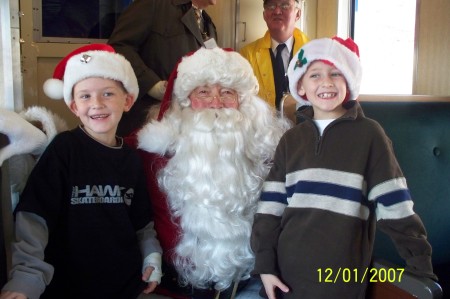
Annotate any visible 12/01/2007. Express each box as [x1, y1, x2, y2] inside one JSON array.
[[317, 267, 405, 283]]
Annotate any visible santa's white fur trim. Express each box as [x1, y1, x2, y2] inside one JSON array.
[[137, 119, 178, 155], [0, 109, 47, 165]]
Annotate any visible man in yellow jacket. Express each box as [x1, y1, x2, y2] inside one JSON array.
[[240, 0, 309, 120]]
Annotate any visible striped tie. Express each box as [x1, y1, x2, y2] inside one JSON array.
[[194, 8, 203, 31]]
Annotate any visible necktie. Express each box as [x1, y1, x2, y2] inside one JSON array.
[[193, 7, 208, 40], [194, 8, 204, 31], [273, 43, 287, 109]]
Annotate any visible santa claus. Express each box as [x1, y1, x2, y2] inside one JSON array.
[[134, 47, 290, 298]]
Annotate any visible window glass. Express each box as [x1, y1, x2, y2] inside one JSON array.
[[353, 0, 416, 94], [36, 0, 132, 42]]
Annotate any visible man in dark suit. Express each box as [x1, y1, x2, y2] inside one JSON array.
[[108, 0, 218, 136]]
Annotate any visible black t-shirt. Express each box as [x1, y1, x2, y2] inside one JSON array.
[[17, 127, 152, 299]]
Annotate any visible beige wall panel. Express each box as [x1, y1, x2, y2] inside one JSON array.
[[206, 0, 235, 48], [36, 57, 80, 127], [303, 0, 318, 39], [22, 43, 81, 129], [20, 0, 81, 128], [316, 0, 338, 38], [415, 0, 450, 96]]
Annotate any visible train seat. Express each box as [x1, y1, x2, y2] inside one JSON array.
[[360, 100, 450, 299]]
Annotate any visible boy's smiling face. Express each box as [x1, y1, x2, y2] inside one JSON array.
[[297, 60, 348, 119], [70, 77, 133, 145]]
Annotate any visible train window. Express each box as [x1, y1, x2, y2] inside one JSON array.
[[343, 0, 417, 95], [33, 0, 132, 43]]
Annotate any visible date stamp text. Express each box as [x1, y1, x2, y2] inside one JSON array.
[[317, 267, 405, 283]]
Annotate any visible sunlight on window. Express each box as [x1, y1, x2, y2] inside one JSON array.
[[353, 0, 416, 94]]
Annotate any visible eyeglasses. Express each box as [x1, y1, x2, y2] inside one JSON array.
[[191, 87, 238, 104], [263, 1, 295, 11], [193, 95, 238, 104]]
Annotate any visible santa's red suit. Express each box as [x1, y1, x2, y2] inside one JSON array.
[[123, 137, 175, 260]]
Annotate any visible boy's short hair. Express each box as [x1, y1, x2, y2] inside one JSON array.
[[43, 44, 138, 107], [287, 37, 362, 106]]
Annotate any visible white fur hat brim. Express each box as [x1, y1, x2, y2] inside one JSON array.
[[137, 119, 177, 155], [287, 37, 362, 106]]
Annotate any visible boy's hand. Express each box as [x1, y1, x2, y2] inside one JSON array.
[[142, 266, 158, 294], [0, 291, 27, 299], [142, 281, 158, 294], [260, 274, 289, 299]]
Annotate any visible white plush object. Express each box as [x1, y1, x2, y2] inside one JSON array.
[[4, 106, 68, 206], [0, 109, 47, 166], [287, 37, 362, 106], [20, 106, 68, 154]]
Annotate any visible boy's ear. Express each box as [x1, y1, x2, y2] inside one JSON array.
[[297, 83, 306, 97], [124, 94, 135, 112], [69, 101, 80, 116]]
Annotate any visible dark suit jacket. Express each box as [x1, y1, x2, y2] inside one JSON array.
[[109, 0, 217, 100], [108, 0, 217, 135]]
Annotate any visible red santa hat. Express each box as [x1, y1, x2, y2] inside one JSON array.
[[157, 47, 259, 120], [287, 36, 362, 106], [43, 43, 139, 106]]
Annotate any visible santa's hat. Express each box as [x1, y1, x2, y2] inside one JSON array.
[[157, 47, 259, 120], [287, 37, 362, 106], [43, 43, 139, 106]]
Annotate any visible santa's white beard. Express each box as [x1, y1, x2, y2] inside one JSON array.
[[158, 108, 266, 290]]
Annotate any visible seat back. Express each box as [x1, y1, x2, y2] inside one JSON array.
[[360, 101, 450, 297]]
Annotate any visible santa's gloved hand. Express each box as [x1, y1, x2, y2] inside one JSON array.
[[147, 81, 168, 101]]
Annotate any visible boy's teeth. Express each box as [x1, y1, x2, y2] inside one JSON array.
[[91, 114, 107, 119], [319, 93, 335, 98]]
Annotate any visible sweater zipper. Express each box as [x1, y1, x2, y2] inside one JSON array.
[[314, 116, 353, 155], [314, 125, 321, 155]]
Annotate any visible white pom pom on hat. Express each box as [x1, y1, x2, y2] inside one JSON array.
[[287, 36, 362, 106], [43, 43, 139, 106], [43, 78, 64, 100]]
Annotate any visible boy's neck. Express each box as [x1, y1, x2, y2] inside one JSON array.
[[79, 125, 122, 148]]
